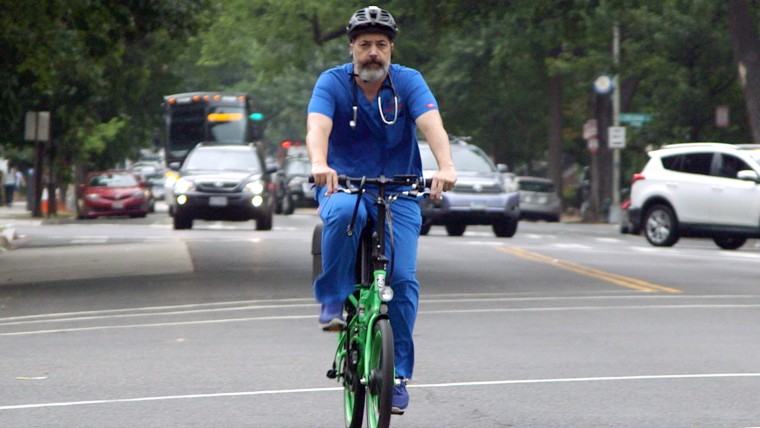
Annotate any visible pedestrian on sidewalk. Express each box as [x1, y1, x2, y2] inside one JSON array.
[[3, 167, 24, 207]]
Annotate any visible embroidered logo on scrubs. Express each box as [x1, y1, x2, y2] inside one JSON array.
[[426, 103, 435, 109]]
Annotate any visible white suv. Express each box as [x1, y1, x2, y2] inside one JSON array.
[[628, 143, 760, 249]]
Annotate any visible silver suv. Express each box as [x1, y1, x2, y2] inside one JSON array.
[[628, 143, 760, 249]]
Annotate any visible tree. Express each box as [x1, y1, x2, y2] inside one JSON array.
[[728, 0, 760, 143]]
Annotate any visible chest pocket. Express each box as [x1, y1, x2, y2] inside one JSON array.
[[381, 97, 408, 148]]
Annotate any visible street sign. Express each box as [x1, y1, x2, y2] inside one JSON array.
[[619, 113, 651, 127], [583, 119, 598, 140], [24, 111, 50, 142], [608, 126, 626, 149], [587, 137, 599, 154]]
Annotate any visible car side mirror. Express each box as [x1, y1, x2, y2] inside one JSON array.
[[737, 169, 760, 183], [497, 163, 508, 173], [168, 161, 181, 171]]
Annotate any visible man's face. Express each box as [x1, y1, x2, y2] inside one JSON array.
[[351, 33, 393, 83]]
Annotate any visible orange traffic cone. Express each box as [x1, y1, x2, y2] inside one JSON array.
[[41, 188, 48, 214]]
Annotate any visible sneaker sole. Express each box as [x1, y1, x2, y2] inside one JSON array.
[[391, 407, 405, 415], [320, 318, 346, 332]]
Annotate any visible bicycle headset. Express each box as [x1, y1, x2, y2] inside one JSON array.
[[347, 6, 399, 130]]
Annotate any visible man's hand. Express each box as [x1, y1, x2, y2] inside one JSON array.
[[429, 166, 457, 201], [311, 163, 339, 196]]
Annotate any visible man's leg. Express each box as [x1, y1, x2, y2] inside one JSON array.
[[378, 196, 421, 413], [313, 187, 367, 328]]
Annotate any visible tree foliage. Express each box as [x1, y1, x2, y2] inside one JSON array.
[[2, 0, 759, 213]]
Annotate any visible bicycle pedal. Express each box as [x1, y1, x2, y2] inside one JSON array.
[[326, 369, 337, 379]]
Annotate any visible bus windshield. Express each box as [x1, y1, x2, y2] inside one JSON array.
[[163, 93, 260, 165]]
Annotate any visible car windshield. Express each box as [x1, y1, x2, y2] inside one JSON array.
[[183, 148, 261, 173], [519, 180, 555, 192], [420, 144, 495, 173], [90, 173, 138, 187], [743, 148, 760, 165]]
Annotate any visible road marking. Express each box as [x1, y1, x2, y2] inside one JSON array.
[[1, 372, 758, 411], [5, 303, 760, 336], [497, 247, 681, 293]]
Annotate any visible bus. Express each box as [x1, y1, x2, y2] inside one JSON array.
[[162, 92, 264, 166]]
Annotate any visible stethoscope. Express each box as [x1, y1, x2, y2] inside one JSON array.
[[349, 69, 398, 129]]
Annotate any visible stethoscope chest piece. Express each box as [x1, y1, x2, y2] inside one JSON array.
[[350, 71, 398, 130]]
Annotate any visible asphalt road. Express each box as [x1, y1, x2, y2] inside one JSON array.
[[1, 207, 760, 427]]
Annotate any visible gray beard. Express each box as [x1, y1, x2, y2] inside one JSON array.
[[355, 61, 389, 83]]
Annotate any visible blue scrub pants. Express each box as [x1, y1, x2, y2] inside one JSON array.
[[313, 186, 421, 379]]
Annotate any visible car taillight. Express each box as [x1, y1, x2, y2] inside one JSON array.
[[631, 173, 645, 185]]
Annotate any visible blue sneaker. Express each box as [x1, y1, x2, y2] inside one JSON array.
[[391, 381, 409, 414], [319, 303, 345, 332]]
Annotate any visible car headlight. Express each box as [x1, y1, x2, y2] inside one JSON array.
[[132, 190, 145, 199], [245, 181, 265, 194], [174, 178, 195, 193], [85, 194, 101, 200]]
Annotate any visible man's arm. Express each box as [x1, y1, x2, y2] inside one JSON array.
[[306, 112, 339, 194], [416, 110, 457, 200]]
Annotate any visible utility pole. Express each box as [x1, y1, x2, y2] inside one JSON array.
[[609, 24, 622, 223]]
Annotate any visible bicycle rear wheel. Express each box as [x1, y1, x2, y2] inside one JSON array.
[[366, 318, 394, 428]]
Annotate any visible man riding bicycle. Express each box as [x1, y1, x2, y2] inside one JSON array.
[[306, 5, 457, 414]]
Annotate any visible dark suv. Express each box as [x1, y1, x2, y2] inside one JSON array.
[[419, 140, 520, 237], [169, 144, 276, 230]]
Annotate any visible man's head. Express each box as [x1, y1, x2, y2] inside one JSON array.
[[348, 6, 397, 82], [346, 5, 398, 43]]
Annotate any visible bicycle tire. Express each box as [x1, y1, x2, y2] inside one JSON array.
[[343, 332, 365, 428], [366, 318, 394, 428]]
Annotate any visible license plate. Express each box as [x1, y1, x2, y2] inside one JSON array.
[[209, 196, 227, 207], [470, 200, 487, 210], [112, 202, 124, 210]]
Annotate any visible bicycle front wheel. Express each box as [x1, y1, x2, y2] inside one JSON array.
[[343, 334, 365, 428], [366, 318, 394, 428]]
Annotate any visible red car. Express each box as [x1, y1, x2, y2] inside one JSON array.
[[76, 171, 151, 219]]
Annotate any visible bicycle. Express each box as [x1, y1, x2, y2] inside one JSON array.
[[311, 174, 428, 428]]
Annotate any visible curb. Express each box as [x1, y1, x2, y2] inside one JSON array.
[[0, 227, 17, 252]]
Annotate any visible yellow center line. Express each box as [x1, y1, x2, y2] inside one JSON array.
[[496, 247, 681, 294]]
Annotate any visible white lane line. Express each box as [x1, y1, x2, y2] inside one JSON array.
[[2, 373, 759, 411], [3, 303, 760, 337]]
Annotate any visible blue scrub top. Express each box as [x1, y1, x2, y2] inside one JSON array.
[[307, 63, 439, 179]]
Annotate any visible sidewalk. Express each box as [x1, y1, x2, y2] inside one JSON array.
[[0, 203, 72, 252]]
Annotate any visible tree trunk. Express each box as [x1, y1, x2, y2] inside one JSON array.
[[547, 73, 563, 197], [728, 0, 760, 143]]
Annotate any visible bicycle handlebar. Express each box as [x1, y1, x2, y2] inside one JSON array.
[[309, 174, 430, 195]]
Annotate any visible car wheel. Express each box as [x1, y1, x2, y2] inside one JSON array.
[[493, 218, 518, 238], [282, 193, 295, 215], [445, 222, 466, 236], [419, 217, 432, 236], [173, 212, 193, 230], [713, 235, 747, 250], [312, 223, 323, 283], [256, 206, 274, 231], [643, 204, 679, 247]]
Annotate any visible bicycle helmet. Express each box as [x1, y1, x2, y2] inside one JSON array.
[[347, 5, 398, 41]]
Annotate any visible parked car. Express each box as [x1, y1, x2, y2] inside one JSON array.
[[275, 155, 316, 215], [169, 144, 276, 230], [145, 172, 167, 202], [76, 171, 151, 219], [628, 142, 760, 249], [516, 176, 562, 222], [419, 139, 520, 237]]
